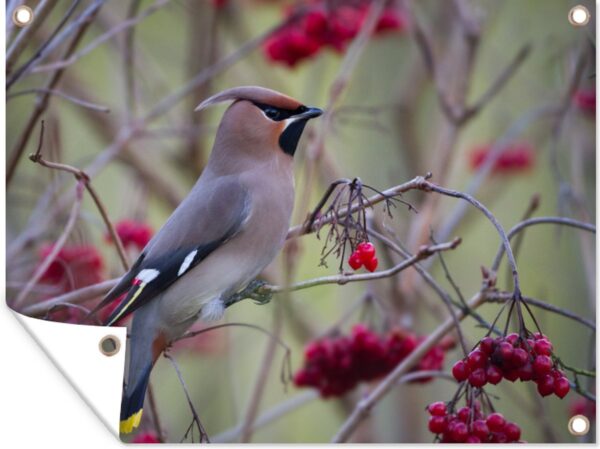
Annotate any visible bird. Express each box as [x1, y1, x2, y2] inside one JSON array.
[[91, 86, 323, 434]]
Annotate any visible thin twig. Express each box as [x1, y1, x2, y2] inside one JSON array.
[[6, 1, 101, 186], [28, 122, 130, 271], [265, 238, 462, 295], [6, 0, 58, 74], [11, 181, 85, 308], [7, 88, 111, 112], [20, 278, 119, 317], [486, 292, 596, 331], [32, 0, 170, 74], [491, 216, 596, 272], [164, 352, 210, 443]]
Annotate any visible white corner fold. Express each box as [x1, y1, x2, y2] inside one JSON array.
[[12, 311, 126, 438]]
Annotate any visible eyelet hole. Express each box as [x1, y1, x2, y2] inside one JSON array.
[[99, 335, 121, 357]]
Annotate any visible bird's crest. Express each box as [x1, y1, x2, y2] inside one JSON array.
[[195, 86, 301, 112]]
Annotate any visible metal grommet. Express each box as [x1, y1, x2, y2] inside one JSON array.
[[12, 5, 34, 27], [568, 414, 590, 436], [568, 5, 591, 27], [99, 335, 121, 357]]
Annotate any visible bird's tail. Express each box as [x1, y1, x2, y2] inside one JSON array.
[[120, 304, 166, 434], [120, 363, 151, 433]]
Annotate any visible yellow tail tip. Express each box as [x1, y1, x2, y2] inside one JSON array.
[[120, 409, 143, 434]]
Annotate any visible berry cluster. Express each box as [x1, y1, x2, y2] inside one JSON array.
[[39, 244, 104, 294], [427, 402, 522, 443], [348, 242, 378, 272], [264, 1, 406, 67], [451, 333, 570, 399], [107, 219, 153, 251], [469, 143, 534, 174], [294, 324, 453, 397]]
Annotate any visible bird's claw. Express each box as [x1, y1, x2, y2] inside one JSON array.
[[224, 280, 272, 307]]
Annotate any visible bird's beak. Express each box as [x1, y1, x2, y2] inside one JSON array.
[[294, 107, 323, 121]]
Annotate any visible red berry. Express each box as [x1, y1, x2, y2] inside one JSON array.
[[466, 435, 481, 443], [467, 350, 487, 370], [554, 376, 570, 399], [468, 368, 487, 388], [506, 333, 519, 346], [450, 422, 469, 442], [486, 365, 503, 385], [486, 413, 506, 432], [504, 422, 521, 441], [356, 242, 376, 261], [511, 348, 529, 367], [428, 415, 447, 434], [491, 432, 508, 443], [537, 374, 555, 397], [452, 360, 470, 381], [457, 407, 470, 423], [348, 252, 363, 270], [503, 368, 519, 382], [534, 339, 553, 356], [427, 401, 447, 416], [495, 341, 514, 362], [479, 337, 496, 355], [363, 256, 378, 272], [517, 362, 534, 381], [471, 419, 490, 439], [533, 355, 553, 376]]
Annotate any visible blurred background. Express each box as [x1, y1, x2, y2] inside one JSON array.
[[6, 0, 596, 443]]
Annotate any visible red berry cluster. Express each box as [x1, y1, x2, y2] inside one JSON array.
[[348, 242, 378, 272], [469, 143, 534, 174], [451, 333, 570, 399], [294, 324, 453, 397], [107, 219, 153, 251], [264, 1, 406, 67], [427, 403, 522, 443], [39, 244, 104, 294], [573, 88, 596, 116]]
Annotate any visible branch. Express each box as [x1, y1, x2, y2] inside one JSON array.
[[486, 291, 596, 331], [6, 0, 58, 74], [7, 88, 111, 112], [491, 216, 595, 271], [163, 352, 210, 443], [31, 0, 170, 74], [266, 238, 462, 294], [11, 180, 85, 308], [20, 278, 119, 317], [6, 0, 102, 186], [29, 122, 130, 271]]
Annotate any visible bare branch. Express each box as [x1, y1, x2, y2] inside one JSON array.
[[8, 88, 111, 112], [491, 216, 595, 272], [11, 180, 85, 309]]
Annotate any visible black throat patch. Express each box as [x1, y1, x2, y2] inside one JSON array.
[[279, 120, 308, 156]]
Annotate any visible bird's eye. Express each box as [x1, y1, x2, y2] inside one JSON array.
[[297, 105, 308, 114], [265, 108, 281, 120]]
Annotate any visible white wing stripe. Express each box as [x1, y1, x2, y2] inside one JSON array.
[[136, 268, 160, 283], [178, 250, 198, 276]]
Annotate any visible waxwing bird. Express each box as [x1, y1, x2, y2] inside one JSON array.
[[91, 86, 322, 434]]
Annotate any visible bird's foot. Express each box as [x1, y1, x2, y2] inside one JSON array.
[[225, 280, 273, 307]]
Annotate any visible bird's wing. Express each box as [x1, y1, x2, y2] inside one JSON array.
[[103, 179, 250, 326]]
